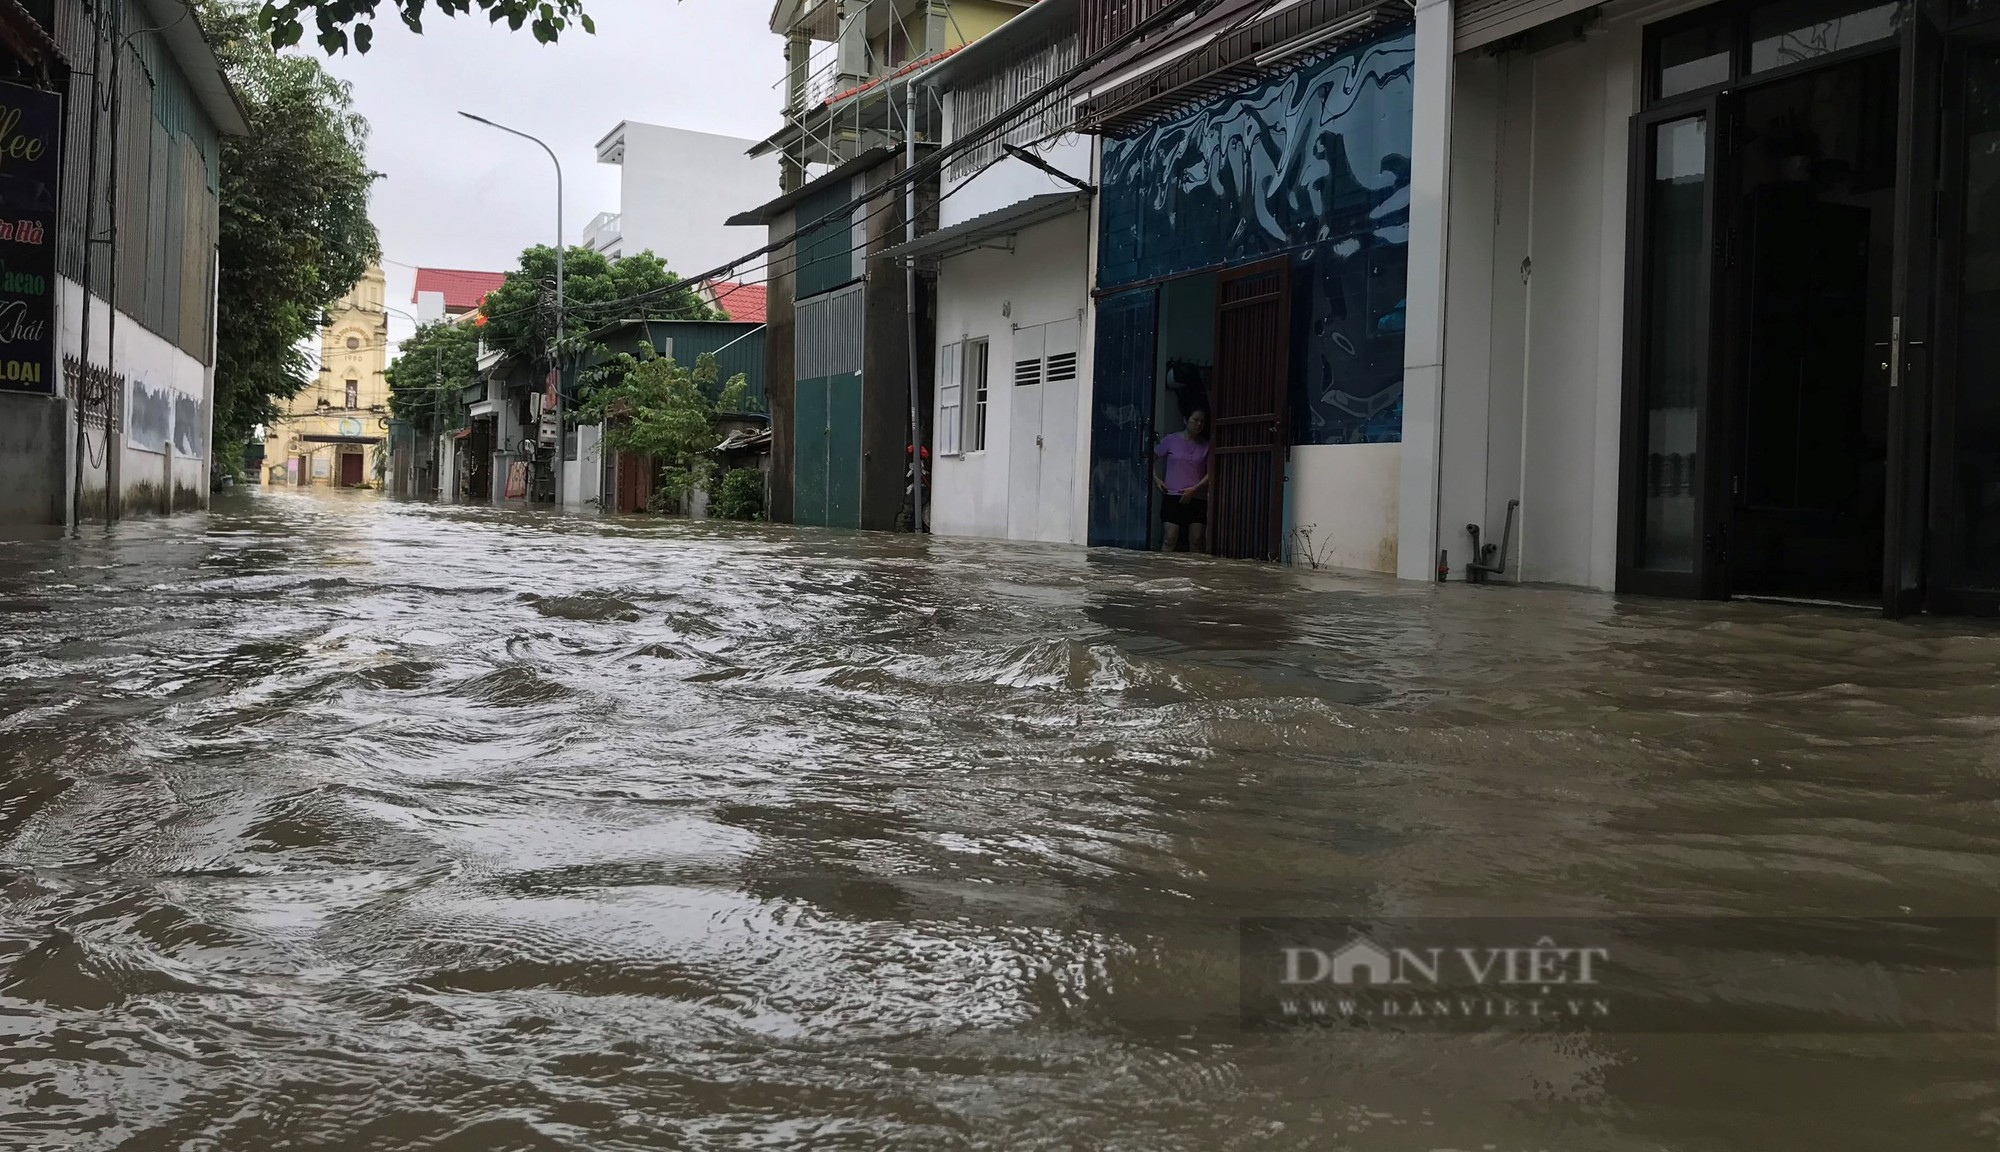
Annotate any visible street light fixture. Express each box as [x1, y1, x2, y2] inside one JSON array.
[[459, 110, 566, 504]]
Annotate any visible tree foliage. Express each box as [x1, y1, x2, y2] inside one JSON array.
[[385, 319, 482, 437], [577, 351, 749, 509], [261, 0, 596, 55], [711, 467, 765, 522], [478, 245, 715, 371], [203, 0, 380, 462]]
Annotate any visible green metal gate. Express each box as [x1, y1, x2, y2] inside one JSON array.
[[793, 285, 865, 529]]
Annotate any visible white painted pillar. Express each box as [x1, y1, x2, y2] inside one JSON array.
[[1397, 0, 1456, 582]]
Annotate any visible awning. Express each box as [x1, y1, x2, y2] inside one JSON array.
[[453, 427, 473, 440], [726, 147, 896, 227], [875, 192, 1091, 262], [468, 399, 497, 418], [300, 435, 381, 446]]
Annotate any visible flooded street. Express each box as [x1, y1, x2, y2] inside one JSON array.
[[2, 489, 1997, 1150]]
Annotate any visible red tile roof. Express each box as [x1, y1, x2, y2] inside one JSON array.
[[412, 268, 509, 315], [706, 281, 768, 324]]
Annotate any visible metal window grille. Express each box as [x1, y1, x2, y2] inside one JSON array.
[[967, 339, 990, 452], [948, 32, 1080, 183]]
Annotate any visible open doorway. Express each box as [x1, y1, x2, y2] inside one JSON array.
[[1152, 274, 1217, 550], [1720, 52, 1898, 602]]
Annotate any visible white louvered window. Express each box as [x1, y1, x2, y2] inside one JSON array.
[[1013, 324, 1044, 388], [936, 339, 963, 456], [1044, 317, 1080, 382], [966, 339, 990, 452]]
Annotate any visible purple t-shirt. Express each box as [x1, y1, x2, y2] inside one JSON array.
[[1155, 432, 1210, 496]]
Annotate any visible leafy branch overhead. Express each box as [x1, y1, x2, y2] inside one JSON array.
[[260, 0, 597, 54], [202, 0, 380, 461]]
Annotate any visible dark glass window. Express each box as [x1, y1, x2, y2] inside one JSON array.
[[1951, 50, 2000, 585], [1657, 22, 1733, 98], [1638, 116, 1710, 572], [1747, 0, 1903, 74]]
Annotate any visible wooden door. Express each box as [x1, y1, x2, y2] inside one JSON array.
[[339, 451, 364, 487], [1210, 259, 1290, 560]]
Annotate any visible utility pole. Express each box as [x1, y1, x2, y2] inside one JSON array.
[[459, 112, 564, 503], [904, 79, 925, 534]]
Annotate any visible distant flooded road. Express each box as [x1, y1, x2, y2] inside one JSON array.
[[2, 489, 1997, 1150]]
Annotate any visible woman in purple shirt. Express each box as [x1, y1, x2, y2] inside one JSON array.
[[1153, 409, 1211, 552]]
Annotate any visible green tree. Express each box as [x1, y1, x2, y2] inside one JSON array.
[[577, 351, 749, 512], [710, 467, 765, 522], [478, 245, 715, 372], [203, 0, 380, 470], [262, 0, 596, 55], [385, 318, 482, 437]]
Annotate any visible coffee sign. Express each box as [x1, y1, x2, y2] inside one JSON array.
[[0, 81, 60, 395]]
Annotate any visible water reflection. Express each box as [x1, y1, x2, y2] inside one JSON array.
[[0, 488, 1995, 1150]]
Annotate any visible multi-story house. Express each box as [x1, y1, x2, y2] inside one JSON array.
[[0, 0, 245, 524], [263, 266, 390, 488], [885, 0, 1094, 545], [1399, 0, 2000, 618], [733, 0, 1031, 529], [584, 122, 777, 280], [1071, 0, 1416, 565]]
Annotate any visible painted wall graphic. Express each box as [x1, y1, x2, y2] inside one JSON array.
[[1098, 31, 1415, 444], [172, 392, 207, 458], [127, 379, 172, 450]]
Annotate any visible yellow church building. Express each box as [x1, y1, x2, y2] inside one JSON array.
[[264, 266, 390, 488]]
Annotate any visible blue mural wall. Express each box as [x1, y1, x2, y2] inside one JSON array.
[[1098, 29, 1415, 445]]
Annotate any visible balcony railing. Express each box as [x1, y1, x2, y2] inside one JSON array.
[[948, 32, 1080, 182], [1082, 0, 1175, 57], [583, 211, 622, 252]]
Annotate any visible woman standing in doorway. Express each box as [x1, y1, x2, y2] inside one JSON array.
[[1154, 409, 1211, 552]]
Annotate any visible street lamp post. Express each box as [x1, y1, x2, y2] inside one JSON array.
[[458, 111, 565, 504]]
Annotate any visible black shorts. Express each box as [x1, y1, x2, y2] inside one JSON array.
[[1161, 496, 1208, 527]]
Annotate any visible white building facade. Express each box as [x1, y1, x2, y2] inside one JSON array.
[[585, 123, 779, 278], [0, 2, 245, 527], [1396, 0, 1995, 615], [913, 0, 1095, 545]]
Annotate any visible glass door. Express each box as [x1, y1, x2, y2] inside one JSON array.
[[1882, 1, 1946, 615], [1927, 30, 2000, 610], [1620, 99, 1725, 598]]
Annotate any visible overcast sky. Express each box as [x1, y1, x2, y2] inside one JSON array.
[[320, 0, 784, 353]]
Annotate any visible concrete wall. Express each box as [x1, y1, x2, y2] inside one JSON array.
[[766, 206, 797, 524], [1432, 19, 1641, 590], [938, 135, 1093, 228], [0, 393, 69, 526], [602, 124, 779, 277], [1292, 443, 1403, 573], [859, 160, 919, 532], [56, 276, 214, 520], [930, 209, 1091, 544], [562, 422, 605, 509]]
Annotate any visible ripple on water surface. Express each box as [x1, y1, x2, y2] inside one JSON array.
[[0, 491, 1997, 1150]]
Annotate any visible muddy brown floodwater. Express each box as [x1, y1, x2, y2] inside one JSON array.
[[1, 488, 1997, 1150]]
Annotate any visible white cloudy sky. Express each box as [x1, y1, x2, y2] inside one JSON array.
[[319, 0, 785, 352]]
